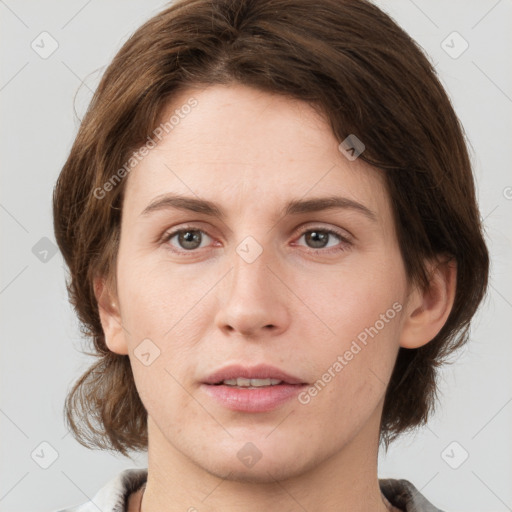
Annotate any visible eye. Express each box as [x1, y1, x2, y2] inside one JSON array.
[[295, 227, 351, 253], [160, 225, 351, 256], [162, 227, 213, 252]]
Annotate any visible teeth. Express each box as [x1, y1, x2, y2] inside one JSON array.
[[222, 378, 283, 387]]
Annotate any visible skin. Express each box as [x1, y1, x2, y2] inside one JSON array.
[[95, 84, 456, 512]]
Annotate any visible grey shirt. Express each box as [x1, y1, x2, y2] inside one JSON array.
[[53, 468, 444, 512]]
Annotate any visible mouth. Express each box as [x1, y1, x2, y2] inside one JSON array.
[[211, 377, 288, 388], [201, 364, 308, 412], [202, 363, 307, 386]]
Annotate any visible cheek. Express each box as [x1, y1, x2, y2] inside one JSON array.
[[296, 312, 401, 443], [298, 256, 405, 404], [117, 253, 211, 338], [123, 277, 201, 416], [130, 358, 199, 437], [306, 253, 406, 340]]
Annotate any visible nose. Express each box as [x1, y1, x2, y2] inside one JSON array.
[[214, 247, 290, 338]]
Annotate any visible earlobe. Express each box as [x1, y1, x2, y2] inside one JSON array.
[[93, 276, 129, 355], [399, 256, 457, 349]]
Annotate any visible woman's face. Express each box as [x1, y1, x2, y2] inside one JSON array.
[[106, 84, 413, 481]]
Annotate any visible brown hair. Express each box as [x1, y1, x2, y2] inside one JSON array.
[[53, 0, 489, 456]]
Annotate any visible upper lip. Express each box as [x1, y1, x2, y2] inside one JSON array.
[[202, 364, 307, 385]]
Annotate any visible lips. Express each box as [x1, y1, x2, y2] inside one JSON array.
[[202, 363, 307, 386], [201, 364, 308, 412]]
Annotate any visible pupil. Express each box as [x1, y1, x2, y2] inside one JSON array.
[[306, 230, 328, 248], [179, 230, 201, 249]]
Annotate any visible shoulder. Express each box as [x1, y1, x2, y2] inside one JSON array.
[[52, 468, 148, 512], [379, 478, 444, 512]]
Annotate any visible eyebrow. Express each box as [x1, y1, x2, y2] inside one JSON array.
[[139, 193, 377, 222]]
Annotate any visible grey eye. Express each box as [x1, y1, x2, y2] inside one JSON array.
[[167, 229, 211, 251], [299, 229, 342, 249]]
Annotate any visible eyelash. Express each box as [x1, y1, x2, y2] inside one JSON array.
[[160, 224, 352, 256]]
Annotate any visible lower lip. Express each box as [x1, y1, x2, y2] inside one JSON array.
[[201, 383, 307, 412]]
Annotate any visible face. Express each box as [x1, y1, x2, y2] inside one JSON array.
[[104, 84, 414, 482]]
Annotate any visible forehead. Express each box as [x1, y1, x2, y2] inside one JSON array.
[[122, 84, 391, 225]]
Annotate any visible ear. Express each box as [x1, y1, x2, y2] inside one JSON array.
[[93, 275, 129, 355], [399, 256, 457, 349]]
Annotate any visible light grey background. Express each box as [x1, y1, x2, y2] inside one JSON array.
[[1, 1, 511, 511]]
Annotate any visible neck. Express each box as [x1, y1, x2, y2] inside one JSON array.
[[139, 404, 397, 512]]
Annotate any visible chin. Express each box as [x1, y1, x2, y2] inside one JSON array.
[[203, 459, 307, 484], [193, 441, 320, 485]]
